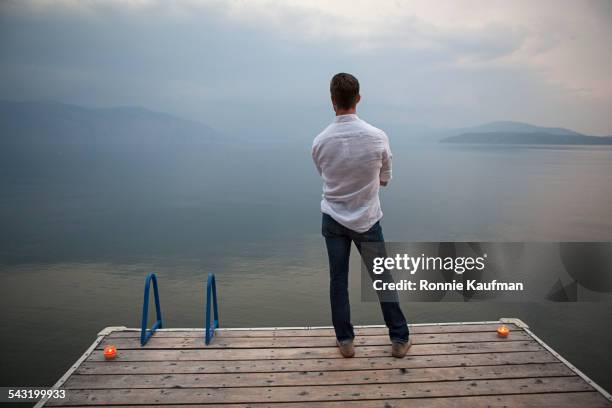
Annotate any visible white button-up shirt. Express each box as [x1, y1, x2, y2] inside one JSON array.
[[312, 114, 392, 233]]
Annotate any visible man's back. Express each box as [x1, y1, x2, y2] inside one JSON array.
[[312, 114, 392, 233], [315, 72, 409, 357]]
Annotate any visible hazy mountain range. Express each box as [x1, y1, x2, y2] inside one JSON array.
[[441, 121, 612, 145], [442, 132, 612, 145], [0, 100, 218, 147], [1, 101, 611, 148]]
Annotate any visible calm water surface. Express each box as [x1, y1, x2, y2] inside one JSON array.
[[1, 143, 611, 391]]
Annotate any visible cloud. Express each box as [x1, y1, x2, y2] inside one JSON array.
[[0, 0, 610, 135]]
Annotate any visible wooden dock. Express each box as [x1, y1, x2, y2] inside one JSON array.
[[37, 319, 612, 407]]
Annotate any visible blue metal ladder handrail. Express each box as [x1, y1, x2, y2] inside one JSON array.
[[205, 273, 219, 345], [141, 272, 163, 346]]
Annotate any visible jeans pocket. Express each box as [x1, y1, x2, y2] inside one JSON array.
[[362, 221, 384, 242], [322, 213, 341, 237]]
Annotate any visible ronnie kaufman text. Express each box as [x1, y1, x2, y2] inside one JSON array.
[[373, 279, 524, 292]]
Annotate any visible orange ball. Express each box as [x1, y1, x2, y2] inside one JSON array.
[[103, 345, 117, 360], [496, 325, 510, 338]]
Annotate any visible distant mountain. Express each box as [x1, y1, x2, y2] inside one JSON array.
[[442, 132, 612, 145], [0, 100, 219, 147], [434, 120, 612, 145], [391, 120, 592, 144], [451, 121, 585, 137]]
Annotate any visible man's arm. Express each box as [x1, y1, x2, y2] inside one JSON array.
[[380, 133, 392, 186], [312, 141, 323, 176]]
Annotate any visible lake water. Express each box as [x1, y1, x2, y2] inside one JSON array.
[[1, 143, 611, 392]]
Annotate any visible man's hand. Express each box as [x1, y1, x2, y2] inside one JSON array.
[[380, 180, 388, 187]]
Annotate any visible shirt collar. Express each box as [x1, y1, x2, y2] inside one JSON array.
[[334, 114, 359, 123]]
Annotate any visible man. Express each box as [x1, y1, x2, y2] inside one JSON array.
[[312, 73, 411, 358]]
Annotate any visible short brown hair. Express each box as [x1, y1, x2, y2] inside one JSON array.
[[330, 73, 359, 110]]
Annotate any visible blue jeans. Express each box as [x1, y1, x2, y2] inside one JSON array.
[[322, 213, 409, 343]]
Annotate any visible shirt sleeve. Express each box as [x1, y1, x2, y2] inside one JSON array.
[[380, 132, 392, 183], [312, 139, 323, 176]]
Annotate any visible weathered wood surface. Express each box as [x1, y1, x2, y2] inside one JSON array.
[[106, 323, 521, 338], [64, 363, 572, 389], [59, 392, 612, 408], [45, 377, 596, 405], [44, 323, 612, 407], [99, 331, 532, 349], [87, 341, 544, 361], [77, 350, 559, 375]]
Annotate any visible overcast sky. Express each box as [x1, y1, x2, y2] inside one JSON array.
[[1, 0, 611, 136]]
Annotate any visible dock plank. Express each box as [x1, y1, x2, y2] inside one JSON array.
[[47, 376, 593, 405], [87, 341, 542, 362], [63, 392, 612, 408], [63, 362, 573, 389], [106, 323, 522, 338], [77, 350, 559, 375], [99, 331, 532, 350], [108, 323, 523, 338]]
